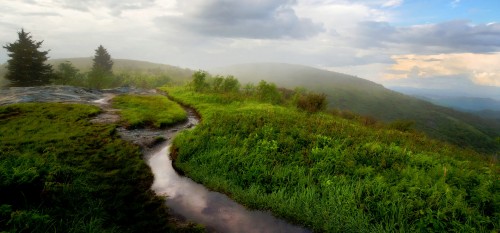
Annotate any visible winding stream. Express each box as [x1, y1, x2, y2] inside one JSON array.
[[147, 108, 311, 233]]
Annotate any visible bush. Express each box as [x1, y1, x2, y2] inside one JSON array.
[[257, 80, 282, 104], [389, 119, 415, 132], [191, 70, 209, 92], [296, 92, 327, 113]]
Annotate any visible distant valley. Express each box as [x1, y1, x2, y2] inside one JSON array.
[[390, 86, 500, 121], [212, 63, 500, 153]]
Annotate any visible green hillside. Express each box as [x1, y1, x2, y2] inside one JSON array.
[[162, 85, 499, 232], [211, 63, 500, 153], [48, 57, 194, 82]]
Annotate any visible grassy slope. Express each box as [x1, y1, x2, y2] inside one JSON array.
[[163, 86, 499, 232], [212, 63, 500, 153], [0, 103, 200, 232], [112, 94, 187, 129], [48, 58, 193, 83]]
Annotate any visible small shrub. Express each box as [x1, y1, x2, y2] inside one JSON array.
[[296, 92, 327, 113], [339, 110, 356, 120], [389, 119, 415, 132]]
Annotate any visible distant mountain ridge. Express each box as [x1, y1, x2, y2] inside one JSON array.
[[48, 57, 194, 81], [211, 63, 500, 153]]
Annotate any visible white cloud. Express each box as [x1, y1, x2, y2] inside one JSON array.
[[385, 53, 500, 87], [382, 0, 403, 8], [0, 0, 499, 93]]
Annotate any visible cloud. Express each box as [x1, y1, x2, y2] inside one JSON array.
[[382, 0, 403, 8], [156, 0, 324, 39], [385, 53, 500, 87], [52, 0, 156, 16], [354, 20, 500, 53]]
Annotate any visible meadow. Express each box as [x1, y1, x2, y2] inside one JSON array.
[[162, 84, 499, 232], [0, 102, 201, 232], [112, 94, 187, 129]]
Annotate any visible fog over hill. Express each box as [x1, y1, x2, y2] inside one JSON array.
[[211, 63, 500, 153], [48, 58, 194, 79]]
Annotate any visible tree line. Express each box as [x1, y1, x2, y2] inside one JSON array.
[[2, 29, 113, 88]]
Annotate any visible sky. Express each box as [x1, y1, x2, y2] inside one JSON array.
[[1, 0, 499, 91]]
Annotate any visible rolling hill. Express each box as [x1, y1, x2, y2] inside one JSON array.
[[0, 58, 194, 86], [48, 57, 194, 82], [211, 63, 500, 153]]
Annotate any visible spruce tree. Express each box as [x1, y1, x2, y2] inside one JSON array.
[[88, 45, 114, 89], [3, 29, 53, 86], [91, 45, 113, 74]]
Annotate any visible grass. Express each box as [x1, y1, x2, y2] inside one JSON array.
[[112, 94, 187, 129], [212, 63, 500, 153], [162, 85, 499, 232], [0, 102, 202, 232]]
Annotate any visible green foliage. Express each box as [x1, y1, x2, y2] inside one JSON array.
[[242, 83, 256, 96], [3, 29, 53, 87], [214, 63, 500, 153], [114, 72, 173, 89], [85, 45, 116, 89], [210, 75, 241, 93], [389, 119, 416, 132], [221, 75, 240, 93], [92, 45, 113, 75], [112, 94, 187, 129], [256, 80, 282, 104], [296, 92, 327, 113], [211, 75, 224, 92], [0, 103, 184, 232], [53, 61, 83, 85], [162, 86, 499, 233], [191, 70, 209, 92], [87, 67, 118, 89]]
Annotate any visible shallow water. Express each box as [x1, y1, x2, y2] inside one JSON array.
[[147, 109, 310, 233], [93, 94, 310, 232], [149, 145, 310, 233]]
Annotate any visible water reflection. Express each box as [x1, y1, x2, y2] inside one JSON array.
[[149, 145, 310, 233]]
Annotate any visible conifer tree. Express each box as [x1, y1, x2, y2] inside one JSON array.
[[88, 45, 114, 89], [91, 45, 113, 74], [3, 29, 53, 86]]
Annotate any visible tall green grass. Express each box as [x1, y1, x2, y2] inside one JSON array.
[[162, 86, 499, 232], [0, 103, 200, 232], [112, 94, 187, 129]]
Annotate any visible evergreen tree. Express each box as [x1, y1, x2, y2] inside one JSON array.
[[3, 29, 53, 86], [91, 45, 113, 74], [88, 45, 114, 89]]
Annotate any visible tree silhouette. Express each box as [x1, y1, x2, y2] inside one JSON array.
[[3, 29, 53, 86], [91, 45, 113, 74], [88, 45, 114, 89]]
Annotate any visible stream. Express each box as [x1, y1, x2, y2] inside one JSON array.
[[0, 86, 311, 233], [147, 107, 311, 233]]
